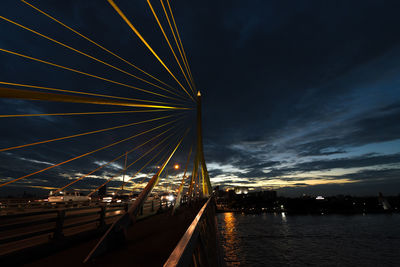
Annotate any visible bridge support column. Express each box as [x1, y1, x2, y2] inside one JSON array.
[[189, 91, 212, 199]]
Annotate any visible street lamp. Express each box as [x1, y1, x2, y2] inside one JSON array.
[[163, 164, 180, 193]]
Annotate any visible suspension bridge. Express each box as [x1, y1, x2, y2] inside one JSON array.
[[0, 1, 220, 266]]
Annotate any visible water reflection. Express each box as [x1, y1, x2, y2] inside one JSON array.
[[218, 213, 400, 266], [224, 212, 236, 233], [281, 212, 287, 222], [221, 212, 242, 265]]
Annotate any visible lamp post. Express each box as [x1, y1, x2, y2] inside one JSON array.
[[165, 164, 180, 192]]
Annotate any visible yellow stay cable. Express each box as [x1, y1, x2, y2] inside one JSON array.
[[0, 15, 188, 102], [165, 0, 196, 92], [0, 81, 180, 106], [0, 109, 167, 118], [115, 128, 183, 193], [0, 87, 191, 110], [106, 0, 195, 102], [0, 48, 180, 102], [0, 116, 183, 188], [21, 0, 179, 94], [125, 147, 171, 194], [89, 130, 175, 196], [159, 0, 195, 95], [57, 126, 175, 195], [0, 114, 176, 152], [146, 0, 194, 95]]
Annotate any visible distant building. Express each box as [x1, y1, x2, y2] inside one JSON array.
[[234, 187, 248, 195]]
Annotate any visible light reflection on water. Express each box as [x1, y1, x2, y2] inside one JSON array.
[[218, 213, 400, 267], [221, 212, 241, 265]]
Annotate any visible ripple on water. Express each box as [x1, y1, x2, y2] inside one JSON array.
[[217, 213, 400, 267]]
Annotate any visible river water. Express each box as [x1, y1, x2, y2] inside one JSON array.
[[217, 212, 400, 266]]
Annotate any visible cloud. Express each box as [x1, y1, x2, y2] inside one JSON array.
[[1, 0, 400, 197]]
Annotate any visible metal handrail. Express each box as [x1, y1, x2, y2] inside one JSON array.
[[0, 199, 164, 257], [164, 197, 216, 267]]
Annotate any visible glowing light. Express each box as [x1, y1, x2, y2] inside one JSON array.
[[174, 164, 180, 170], [102, 197, 112, 203]]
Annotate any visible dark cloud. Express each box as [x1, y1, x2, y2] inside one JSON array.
[[268, 153, 400, 177], [1, 0, 400, 196], [278, 168, 400, 197]]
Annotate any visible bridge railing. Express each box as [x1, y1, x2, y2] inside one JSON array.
[[0, 199, 167, 257], [164, 196, 223, 267], [0, 199, 98, 215]]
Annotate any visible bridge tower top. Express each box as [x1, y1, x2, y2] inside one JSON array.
[[189, 91, 212, 197]]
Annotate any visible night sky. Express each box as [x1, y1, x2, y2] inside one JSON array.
[[1, 0, 399, 197]]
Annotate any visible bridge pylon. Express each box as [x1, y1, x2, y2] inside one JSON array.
[[188, 91, 212, 198]]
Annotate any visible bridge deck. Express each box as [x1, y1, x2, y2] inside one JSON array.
[[22, 205, 201, 267]]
